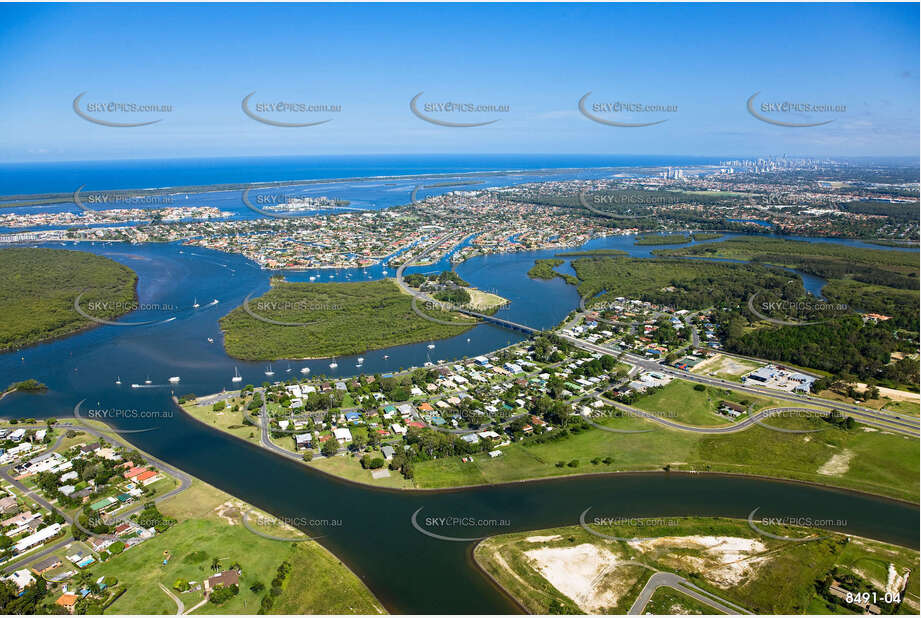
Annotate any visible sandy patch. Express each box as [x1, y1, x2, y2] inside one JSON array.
[[628, 536, 767, 587], [861, 427, 878, 432], [854, 383, 919, 403], [886, 563, 910, 597], [523, 543, 626, 612], [214, 500, 242, 525], [525, 535, 562, 543], [817, 449, 854, 475]]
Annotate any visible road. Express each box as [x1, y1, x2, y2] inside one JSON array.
[[1, 422, 192, 574], [395, 244, 918, 439], [629, 571, 752, 615], [561, 335, 920, 438]]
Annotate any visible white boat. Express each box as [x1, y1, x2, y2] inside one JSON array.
[[168, 376, 180, 383], [264, 364, 274, 377], [192, 298, 200, 309], [427, 344, 436, 349], [115, 376, 121, 385], [285, 363, 292, 373], [131, 383, 140, 388], [309, 276, 316, 281], [466, 338, 471, 342], [207, 337, 214, 343], [383, 355, 389, 359], [357, 357, 364, 364], [232, 367, 242, 383], [329, 361, 338, 369], [144, 376, 152, 384], [300, 367, 311, 374]]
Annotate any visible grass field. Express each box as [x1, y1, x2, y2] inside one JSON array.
[[414, 411, 919, 502], [309, 452, 414, 489], [88, 479, 385, 615], [645, 587, 720, 614], [630, 379, 780, 426], [474, 517, 919, 615], [182, 400, 261, 445]]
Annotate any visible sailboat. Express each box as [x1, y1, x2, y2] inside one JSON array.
[[427, 343, 436, 349], [115, 376, 122, 385], [192, 298, 200, 309], [232, 367, 242, 383], [144, 375, 152, 385], [329, 359, 338, 369], [168, 376, 181, 383], [264, 364, 275, 377], [285, 362, 292, 373], [300, 366, 310, 374]]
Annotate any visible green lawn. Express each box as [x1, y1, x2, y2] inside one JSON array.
[[630, 379, 779, 426], [645, 587, 720, 614], [182, 401, 261, 444], [415, 411, 919, 502], [309, 452, 414, 489], [88, 483, 385, 615]]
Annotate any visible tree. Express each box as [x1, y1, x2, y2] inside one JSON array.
[[301, 450, 313, 462], [321, 439, 339, 457]]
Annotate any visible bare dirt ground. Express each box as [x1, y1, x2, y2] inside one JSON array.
[[628, 536, 768, 588], [817, 449, 855, 475], [523, 543, 630, 613]]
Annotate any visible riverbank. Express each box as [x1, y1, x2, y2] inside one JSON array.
[[177, 381, 919, 503], [472, 516, 920, 614], [5, 417, 387, 615], [219, 278, 476, 361], [0, 247, 139, 352]]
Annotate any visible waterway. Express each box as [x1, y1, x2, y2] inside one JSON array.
[[0, 230, 917, 614]]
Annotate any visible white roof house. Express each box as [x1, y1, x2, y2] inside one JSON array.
[[332, 427, 352, 443]]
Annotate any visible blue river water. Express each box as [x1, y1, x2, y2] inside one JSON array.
[[0, 172, 917, 612]]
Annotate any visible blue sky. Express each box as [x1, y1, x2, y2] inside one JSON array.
[[0, 2, 917, 162]]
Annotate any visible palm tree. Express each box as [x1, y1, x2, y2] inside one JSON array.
[[211, 557, 222, 572]]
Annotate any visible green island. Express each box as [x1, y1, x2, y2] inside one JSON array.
[[0, 379, 48, 402], [474, 516, 919, 614], [219, 278, 475, 360], [527, 258, 566, 280], [4, 420, 385, 615], [691, 232, 724, 241], [634, 234, 691, 245], [0, 247, 138, 352]]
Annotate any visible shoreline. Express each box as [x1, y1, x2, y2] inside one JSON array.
[[174, 395, 920, 509], [56, 415, 389, 614], [469, 514, 921, 615]]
